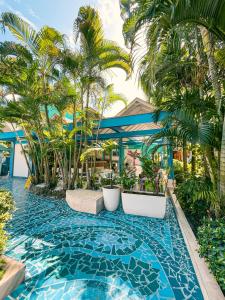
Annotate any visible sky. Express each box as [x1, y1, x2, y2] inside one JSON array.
[[0, 0, 146, 116]]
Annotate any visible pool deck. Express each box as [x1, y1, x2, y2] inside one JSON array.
[[2, 178, 204, 300]]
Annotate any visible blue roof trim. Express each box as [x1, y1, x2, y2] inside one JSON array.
[[81, 129, 163, 140], [0, 130, 25, 141]]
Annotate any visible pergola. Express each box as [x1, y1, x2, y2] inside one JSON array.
[[0, 110, 174, 179]]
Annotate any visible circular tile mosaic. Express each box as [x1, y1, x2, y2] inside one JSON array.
[[1, 178, 204, 300]]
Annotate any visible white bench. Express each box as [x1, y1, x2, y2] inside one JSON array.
[[66, 189, 104, 215]]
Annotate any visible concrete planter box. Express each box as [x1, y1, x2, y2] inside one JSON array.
[[0, 256, 25, 300], [121, 190, 166, 219]]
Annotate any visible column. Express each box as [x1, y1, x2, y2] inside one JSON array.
[[119, 138, 124, 175], [9, 141, 15, 177], [167, 144, 174, 179]]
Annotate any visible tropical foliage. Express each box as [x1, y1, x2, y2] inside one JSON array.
[[120, 0, 225, 292], [120, 0, 225, 213], [0, 189, 14, 279], [198, 218, 225, 293], [0, 7, 130, 190]]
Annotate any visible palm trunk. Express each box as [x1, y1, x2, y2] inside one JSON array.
[[183, 139, 188, 173], [200, 27, 224, 202], [191, 145, 196, 175], [200, 27, 221, 113], [70, 96, 78, 189], [85, 86, 90, 189], [220, 118, 225, 195]]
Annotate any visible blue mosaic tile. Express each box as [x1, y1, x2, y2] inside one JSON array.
[[1, 178, 204, 299]]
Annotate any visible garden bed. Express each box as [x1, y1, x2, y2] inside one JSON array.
[[0, 256, 25, 300]]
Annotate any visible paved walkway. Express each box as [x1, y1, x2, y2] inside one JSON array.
[[1, 178, 203, 299]]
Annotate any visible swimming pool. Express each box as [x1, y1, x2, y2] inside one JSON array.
[[1, 178, 203, 299]]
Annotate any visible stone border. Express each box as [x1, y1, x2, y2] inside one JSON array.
[[0, 255, 25, 300], [168, 187, 224, 300]]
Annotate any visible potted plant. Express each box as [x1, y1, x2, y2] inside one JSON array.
[[100, 141, 120, 211], [121, 156, 167, 219], [120, 169, 137, 190], [81, 140, 120, 211]]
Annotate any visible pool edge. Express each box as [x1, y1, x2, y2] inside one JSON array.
[[168, 186, 224, 300]]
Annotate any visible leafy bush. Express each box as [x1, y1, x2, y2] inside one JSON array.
[[173, 159, 185, 184], [120, 170, 137, 190], [0, 189, 15, 279], [175, 176, 212, 231], [139, 156, 159, 179], [197, 218, 225, 293]]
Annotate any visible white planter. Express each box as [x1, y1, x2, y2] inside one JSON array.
[[121, 191, 166, 219], [102, 186, 120, 211]]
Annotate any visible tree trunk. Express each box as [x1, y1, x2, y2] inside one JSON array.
[[220, 117, 225, 195], [200, 26, 221, 113], [85, 86, 91, 189], [183, 139, 188, 173], [200, 26, 224, 203], [191, 145, 196, 175]]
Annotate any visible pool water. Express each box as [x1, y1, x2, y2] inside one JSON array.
[[1, 178, 203, 299]]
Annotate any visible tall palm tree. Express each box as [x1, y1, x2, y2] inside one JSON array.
[[72, 6, 131, 187], [120, 0, 225, 199], [1, 8, 131, 190]]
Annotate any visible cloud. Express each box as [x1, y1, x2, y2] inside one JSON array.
[[96, 0, 146, 116], [13, 10, 37, 29], [66, 30, 76, 50], [28, 7, 40, 20], [96, 0, 125, 46], [0, 1, 37, 29], [4, 3, 37, 29]]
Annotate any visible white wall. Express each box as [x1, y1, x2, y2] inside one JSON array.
[[13, 144, 29, 178]]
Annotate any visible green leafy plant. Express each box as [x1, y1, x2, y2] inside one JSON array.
[[197, 218, 225, 294], [139, 156, 160, 193], [175, 176, 212, 231], [120, 169, 137, 190], [0, 189, 15, 279], [173, 159, 185, 184]]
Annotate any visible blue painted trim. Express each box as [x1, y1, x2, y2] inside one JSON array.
[[9, 142, 15, 177], [98, 112, 168, 129], [83, 129, 163, 140], [66, 112, 168, 131], [0, 130, 24, 141], [15, 140, 28, 145]]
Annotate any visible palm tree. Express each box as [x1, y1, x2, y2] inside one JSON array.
[[72, 6, 131, 187], [81, 140, 118, 188], [1, 8, 131, 190], [120, 0, 225, 200]]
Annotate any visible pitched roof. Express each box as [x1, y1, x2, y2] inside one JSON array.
[[99, 97, 162, 137], [116, 97, 156, 117]]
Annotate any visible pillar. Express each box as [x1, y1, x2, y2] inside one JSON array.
[[9, 141, 15, 177], [167, 144, 174, 179], [119, 138, 124, 175]]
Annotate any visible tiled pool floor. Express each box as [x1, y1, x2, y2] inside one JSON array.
[[1, 178, 203, 299]]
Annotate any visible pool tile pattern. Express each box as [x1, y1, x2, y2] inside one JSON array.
[[1, 178, 204, 299]]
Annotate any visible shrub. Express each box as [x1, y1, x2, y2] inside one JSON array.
[[120, 170, 137, 190], [175, 176, 211, 231], [197, 218, 225, 294], [173, 159, 185, 184], [0, 189, 15, 279]]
